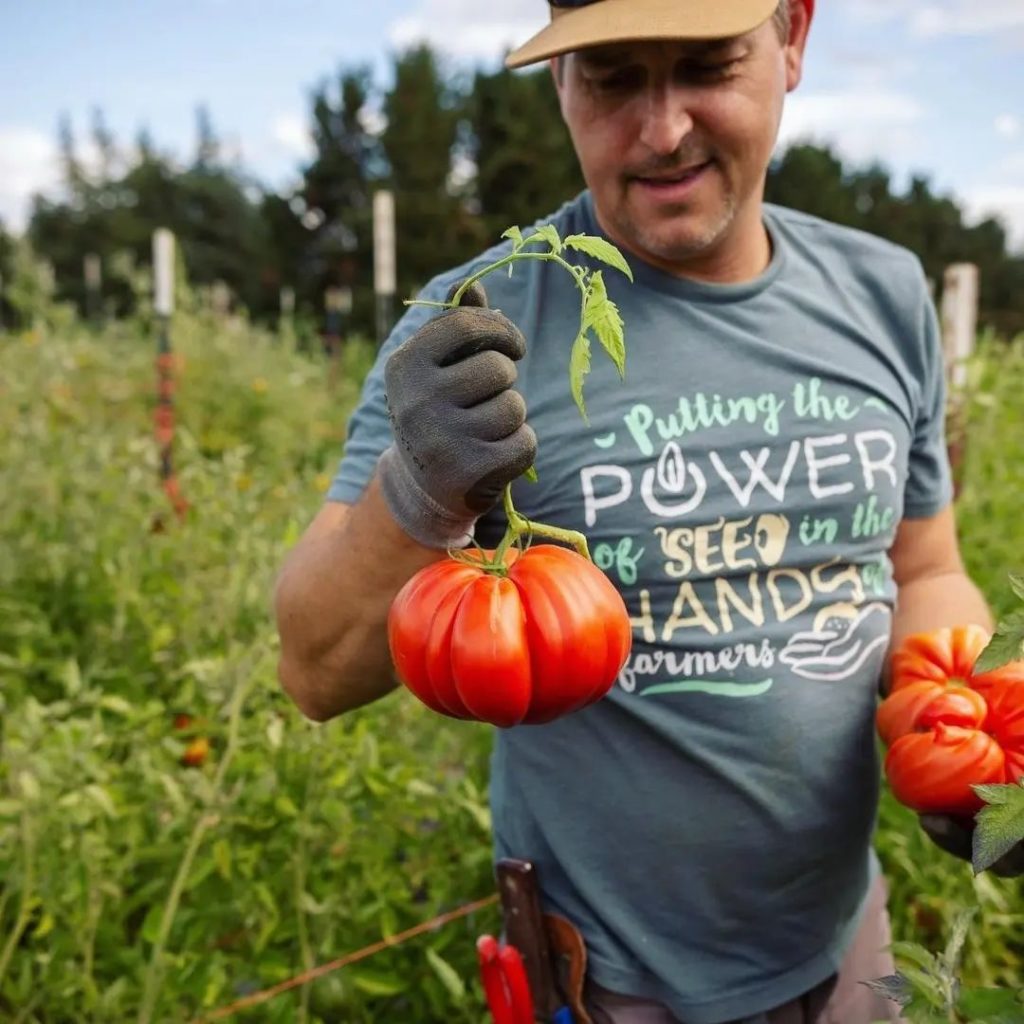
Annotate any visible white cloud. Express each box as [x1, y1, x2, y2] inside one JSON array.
[[270, 112, 314, 162], [0, 127, 61, 232], [909, 0, 1024, 37], [964, 148, 1024, 253], [388, 0, 544, 61], [777, 89, 927, 165], [844, 0, 1024, 41], [995, 114, 1021, 139], [992, 150, 1024, 176], [962, 185, 1024, 252]]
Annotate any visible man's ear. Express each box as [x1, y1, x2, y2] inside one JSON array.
[[785, 0, 814, 92]]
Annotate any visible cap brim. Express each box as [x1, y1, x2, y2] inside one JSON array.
[[506, 0, 779, 69]]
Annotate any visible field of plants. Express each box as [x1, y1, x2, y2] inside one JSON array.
[[1, 295, 1022, 1022]]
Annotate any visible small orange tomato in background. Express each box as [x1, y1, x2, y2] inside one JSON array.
[[173, 712, 210, 767], [181, 736, 211, 768]]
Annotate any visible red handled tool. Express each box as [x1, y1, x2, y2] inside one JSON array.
[[478, 934, 535, 1024]]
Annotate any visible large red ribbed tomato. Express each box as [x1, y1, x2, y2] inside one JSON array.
[[388, 544, 632, 727], [878, 625, 1024, 814], [884, 723, 1005, 815]]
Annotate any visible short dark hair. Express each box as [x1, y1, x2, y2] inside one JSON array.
[[772, 0, 792, 43]]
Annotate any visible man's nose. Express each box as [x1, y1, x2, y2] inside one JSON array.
[[638, 81, 695, 155]]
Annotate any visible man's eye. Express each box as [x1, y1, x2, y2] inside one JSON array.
[[685, 59, 741, 82], [593, 69, 644, 92]]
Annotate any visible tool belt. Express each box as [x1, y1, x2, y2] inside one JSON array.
[[495, 858, 593, 1024]]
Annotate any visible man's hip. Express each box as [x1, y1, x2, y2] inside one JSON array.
[[584, 875, 902, 1024]]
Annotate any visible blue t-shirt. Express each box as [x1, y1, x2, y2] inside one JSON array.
[[327, 192, 952, 1023]]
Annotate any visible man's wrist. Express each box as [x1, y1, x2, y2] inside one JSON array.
[[376, 447, 476, 551]]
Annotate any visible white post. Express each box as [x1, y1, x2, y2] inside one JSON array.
[[280, 286, 295, 318], [373, 189, 396, 345], [84, 253, 101, 322], [940, 263, 979, 499], [153, 229, 175, 317], [211, 279, 231, 318], [940, 263, 978, 393], [84, 253, 101, 291]]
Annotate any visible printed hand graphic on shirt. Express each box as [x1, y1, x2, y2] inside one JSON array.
[[778, 602, 891, 681]]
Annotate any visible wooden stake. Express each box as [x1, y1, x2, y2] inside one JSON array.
[[940, 263, 979, 499]]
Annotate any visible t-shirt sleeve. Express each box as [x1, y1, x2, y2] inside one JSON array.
[[903, 270, 954, 519], [325, 278, 450, 504]]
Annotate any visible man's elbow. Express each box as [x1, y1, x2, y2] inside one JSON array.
[[277, 655, 341, 723]]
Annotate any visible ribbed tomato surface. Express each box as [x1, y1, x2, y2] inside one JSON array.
[[388, 545, 632, 727]]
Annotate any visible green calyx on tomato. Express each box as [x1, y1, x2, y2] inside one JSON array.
[[878, 625, 1024, 814]]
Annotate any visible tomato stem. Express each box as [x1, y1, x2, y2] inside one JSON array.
[[449, 251, 586, 308], [495, 485, 591, 562]]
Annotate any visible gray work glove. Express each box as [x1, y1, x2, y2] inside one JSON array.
[[377, 281, 537, 549], [919, 814, 1024, 878]]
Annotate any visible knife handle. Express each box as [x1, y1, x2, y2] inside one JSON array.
[[496, 858, 560, 1017]]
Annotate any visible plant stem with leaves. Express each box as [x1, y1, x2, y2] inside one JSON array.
[[407, 223, 633, 566], [136, 652, 263, 1024]]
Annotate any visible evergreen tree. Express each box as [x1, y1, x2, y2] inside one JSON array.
[[194, 105, 221, 170], [90, 107, 118, 185], [382, 45, 484, 299], [469, 64, 583, 238], [301, 67, 384, 332]]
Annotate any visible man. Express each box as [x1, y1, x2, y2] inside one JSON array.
[[274, 1, 1008, 1020]]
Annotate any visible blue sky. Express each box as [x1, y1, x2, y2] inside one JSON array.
[[2, 0, 1023, 251]]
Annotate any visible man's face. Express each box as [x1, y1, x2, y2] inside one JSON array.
[[553, 14, 806, 277]]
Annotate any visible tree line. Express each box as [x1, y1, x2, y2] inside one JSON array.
[[1, 44, 1022, 337]]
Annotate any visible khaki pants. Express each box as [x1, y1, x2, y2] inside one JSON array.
[[586, 876, 901, 1024]]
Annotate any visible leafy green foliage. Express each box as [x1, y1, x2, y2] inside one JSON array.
[[435, 223, 630, 424], [564, 234, 634, 283], [874, 336, 1024, 999], [469, 63, 584, 244], [0, 308, 499, 1022], [765, 145, 1024, 337], [971, 782, 1024, 874], [868, 909, 1024, 1023], [2, 312, 1023, 1021], [382, 46, 485, 311], [975, 607, 1024, 675]]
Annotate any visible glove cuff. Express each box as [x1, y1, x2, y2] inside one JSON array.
[[377, 447, 476, 551]]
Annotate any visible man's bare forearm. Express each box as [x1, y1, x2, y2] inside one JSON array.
[[884, 570, 993, 694], [891, 571, 993, 650], [274, 473, 444, 721]]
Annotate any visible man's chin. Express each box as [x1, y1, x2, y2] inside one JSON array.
[[629, 227, 722, 266]]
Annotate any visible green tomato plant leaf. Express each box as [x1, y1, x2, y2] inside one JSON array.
[[563, 233, 634, 281], [584, 271, 626, 379], [974, 607, 1024, 674], [941, 907, 976, 974], [569, 330, 593, 424], [971, 780, 1024, 873], [957, 985, 1024, 1021], [862, 973, 913, 1007], [526, 223, 563, 254], [501, 225, 525, 253], [426, 947, 466, 1003]]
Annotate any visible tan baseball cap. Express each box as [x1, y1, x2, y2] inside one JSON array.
[[505, 0, 780, 69]]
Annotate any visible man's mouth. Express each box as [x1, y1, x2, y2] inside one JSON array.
[[634, 160, 713, 185]]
